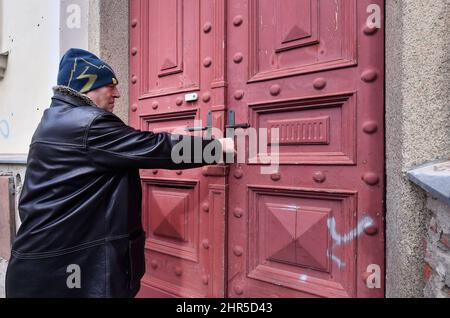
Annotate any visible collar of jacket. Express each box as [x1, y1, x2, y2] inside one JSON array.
[[51, 85, 98, 108]]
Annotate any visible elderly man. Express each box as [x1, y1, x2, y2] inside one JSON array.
[[6, 48, 232, 298]]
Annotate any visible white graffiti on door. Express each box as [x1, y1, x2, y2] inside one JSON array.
[[327, 216, 374, 268]]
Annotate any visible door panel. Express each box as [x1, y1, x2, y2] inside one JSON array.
[[130, 0, 227, 298], [143, 0, 200, 97], [226, 0, 384, 298], [248, 0, 356, 82]]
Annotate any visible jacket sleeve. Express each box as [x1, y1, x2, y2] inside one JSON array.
[[86, 112, 221, 170]]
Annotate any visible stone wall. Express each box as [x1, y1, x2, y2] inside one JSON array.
[[424, 196, 450, 297]]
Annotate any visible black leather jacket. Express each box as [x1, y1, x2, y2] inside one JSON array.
[[6, 89, 218, 298]]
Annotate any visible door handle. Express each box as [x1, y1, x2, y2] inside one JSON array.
[[185, 127, 209, 132], [225, 110, 250, 130], [225, 123, 251, 129], [185, 112, 212, 138]]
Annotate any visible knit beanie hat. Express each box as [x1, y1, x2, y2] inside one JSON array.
[[57, 48, 118, 94]]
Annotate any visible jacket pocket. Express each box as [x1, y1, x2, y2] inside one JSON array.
[[128, 231, 146, 291]]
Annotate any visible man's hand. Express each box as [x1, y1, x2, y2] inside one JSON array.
[[217, 138, 235, 154]]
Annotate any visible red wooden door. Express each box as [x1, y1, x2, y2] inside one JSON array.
[[129, 0, 228, 297], [130, 0, 385, 298], [226, 0, 384, 298]]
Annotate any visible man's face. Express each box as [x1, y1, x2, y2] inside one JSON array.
[[86, 84, 121, 113]]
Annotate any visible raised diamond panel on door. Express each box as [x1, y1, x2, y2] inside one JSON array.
[[150, 190, 189, 241], [247, 186, 357, 298], [275, 0, 319, 51], [144, 179, 199, 262]]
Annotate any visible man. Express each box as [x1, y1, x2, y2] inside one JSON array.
[[6, 48, 233, 298]]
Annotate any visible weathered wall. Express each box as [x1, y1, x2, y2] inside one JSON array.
[[0, 0, 59, 297], [386, 0, 450, 297], [424, 196, 450, 298], [88, 0, 129, 123], [0, 0, 60, 155]]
